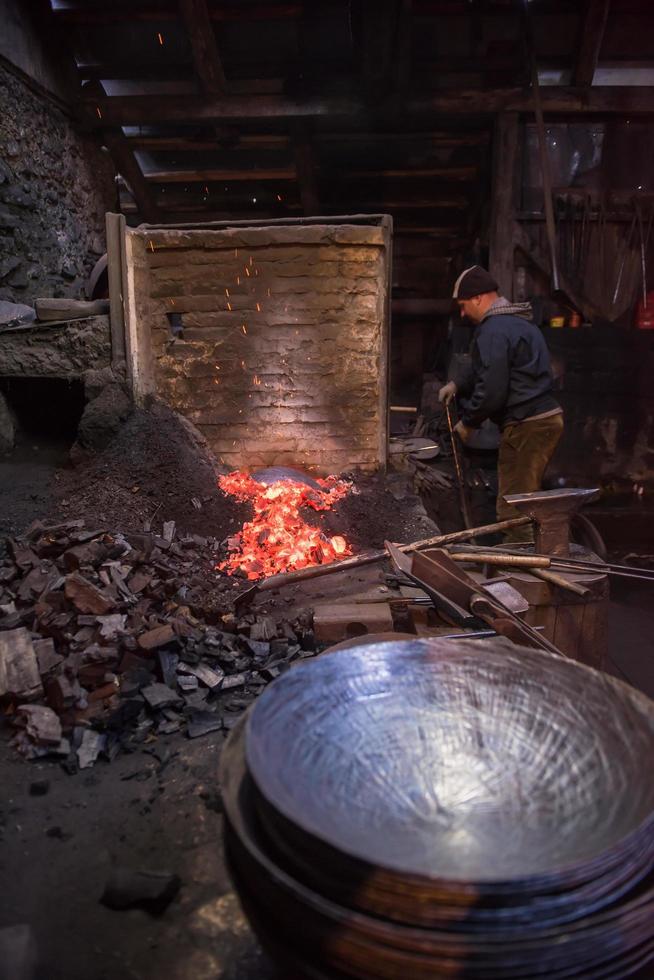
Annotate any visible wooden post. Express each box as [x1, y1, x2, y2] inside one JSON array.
[[105, 212, 127, 370], [489, 112, 519, 299]]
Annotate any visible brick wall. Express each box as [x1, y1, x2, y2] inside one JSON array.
[[123, 220, 390, 475]]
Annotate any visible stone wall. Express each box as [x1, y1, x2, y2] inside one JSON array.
[[0, 62, 114, 303], [0, 316, 112, 378], [123, 220, 391, 474]]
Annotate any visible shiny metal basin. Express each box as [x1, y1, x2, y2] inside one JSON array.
[[246, 638, 654, 883]]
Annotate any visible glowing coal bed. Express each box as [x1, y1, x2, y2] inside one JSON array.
[[218, 467, 353, 580]]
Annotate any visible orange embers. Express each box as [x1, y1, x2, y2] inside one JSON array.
[[218, 472, 352, 580]]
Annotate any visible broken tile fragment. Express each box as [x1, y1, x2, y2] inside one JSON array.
[[15, 704, 62, 745], [137, 624, 176, 651], [64, 572, 114, 615], [0, 628, 43, 701], [186, 709, 223, 739], [141, 683, 183, 710], [77, 729, 106, 770]]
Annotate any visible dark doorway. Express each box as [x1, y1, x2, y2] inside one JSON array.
[[0, 376, 86, 444]]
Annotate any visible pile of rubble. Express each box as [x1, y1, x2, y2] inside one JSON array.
[[0, 518, 317, 770]]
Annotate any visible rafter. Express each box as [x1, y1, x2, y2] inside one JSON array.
[[81, 87, 654, 127], [104, 132, 160, 221], [178, 0, 225, 94], [573, 0, 611, 87], [144, 167, 296, 182], [52, 2, 302, 23]]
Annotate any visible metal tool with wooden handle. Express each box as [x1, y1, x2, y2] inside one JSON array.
[[445, 402, 473, 530], [448, 552, 591, 596]]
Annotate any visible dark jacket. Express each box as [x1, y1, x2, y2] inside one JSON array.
[[453, 300, 559, 430]]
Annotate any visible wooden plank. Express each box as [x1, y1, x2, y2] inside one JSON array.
[[359, 0, 401, 98], [573, 0, 611, 87], [393, 0, 414, 100], [179, 0, 226, 95], [489, 113, 519, 298], [82, 87, 654, 127]]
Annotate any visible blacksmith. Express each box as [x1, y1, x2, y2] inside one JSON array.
[[438, 265, 563, 542]]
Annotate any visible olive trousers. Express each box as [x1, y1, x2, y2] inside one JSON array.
[[497, 413, 564, 542]]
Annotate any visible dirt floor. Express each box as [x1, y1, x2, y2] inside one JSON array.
[[0, 577, 652, 980], [1, 409, 653, 980]]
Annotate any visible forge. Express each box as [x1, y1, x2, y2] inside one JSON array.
[[114, 214, 392, 475]]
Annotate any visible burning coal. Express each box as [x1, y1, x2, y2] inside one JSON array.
[[218, 471, 352, 579]]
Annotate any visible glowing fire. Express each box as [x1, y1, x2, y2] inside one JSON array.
[[218, 471, 352, 579]]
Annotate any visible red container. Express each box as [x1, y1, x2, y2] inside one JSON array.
[[635, 291, 654, 329]]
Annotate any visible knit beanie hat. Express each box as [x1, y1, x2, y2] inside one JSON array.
[[452, 265, 499, 299]]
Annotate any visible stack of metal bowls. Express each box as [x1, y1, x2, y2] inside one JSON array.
[[220, 637, 654, 979]]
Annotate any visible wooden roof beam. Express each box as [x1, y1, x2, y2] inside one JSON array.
[[344, 166, 478, 179], [52, 3, 302, 23], [178, 0, 225, 94], [144, 167, 296, 182], [128, 134, 292, 151], [573, 0, 611, 87], [104, 132, 161, 222], [81, 87, 654, 126]]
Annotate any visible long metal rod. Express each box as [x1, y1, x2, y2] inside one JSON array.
[[445, 402, 473, 529], [450, 544, 654, 582]]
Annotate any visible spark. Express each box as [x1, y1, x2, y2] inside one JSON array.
[[227, 302, 232, 311], [256, 303, 261, 312], [204, 185, 209, 194], [249, 256, 253, 266], [149, 240, 155, 252], [96, 106, 102, 119], [225, 288, 230, 297], [253, 375, 261, 386], [236, 276, 240, 285], [267, 288, 271, 297], [241, 324, 247, 334], [235, 248, 238, 257], [245, 267, 250, 277], [157, 32, 164, 45], [241, 360, 246, 368], [215, 363, 220, 370], [277, 194, 283, 202]]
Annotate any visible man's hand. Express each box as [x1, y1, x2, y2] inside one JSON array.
[[438, 381, 457, 405], [454, 420, 473, 443]]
